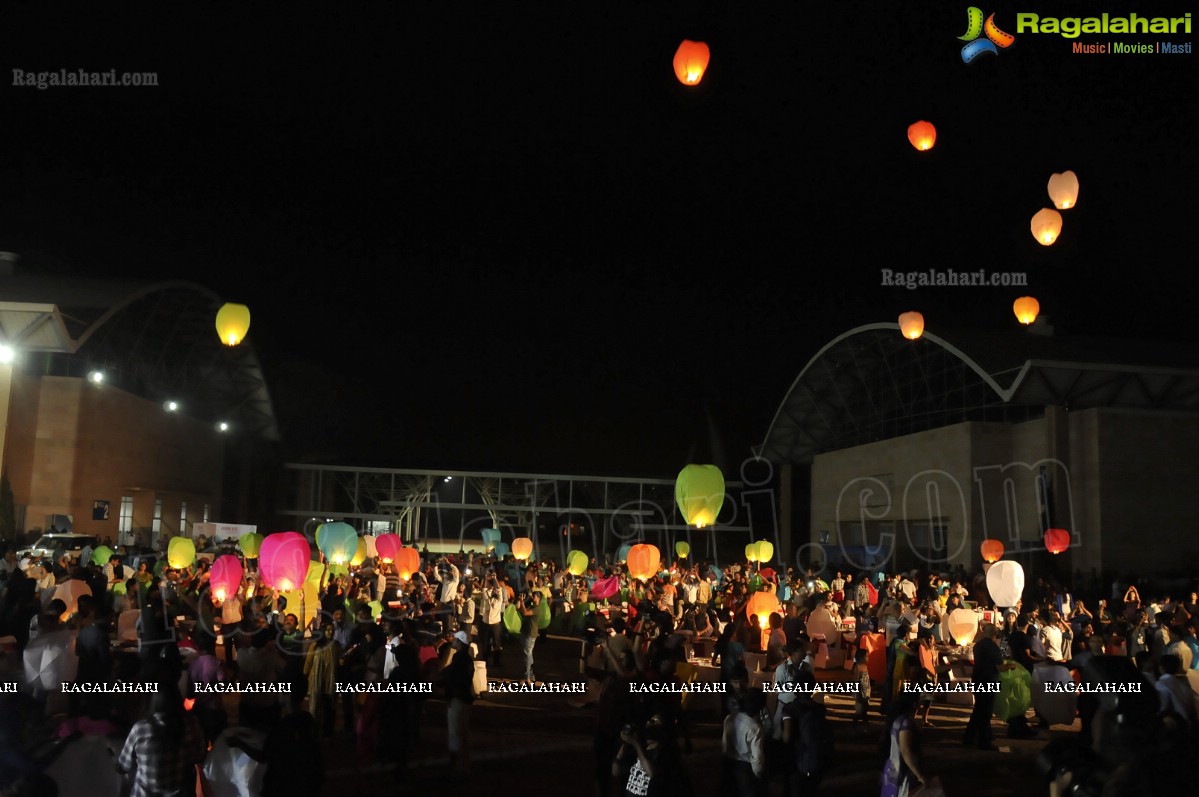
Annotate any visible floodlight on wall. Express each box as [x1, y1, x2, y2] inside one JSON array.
[[0, 344, 13, 364], [88, 370, 105, 384]]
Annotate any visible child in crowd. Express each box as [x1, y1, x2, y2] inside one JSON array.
[[852, 649, 871, 732]]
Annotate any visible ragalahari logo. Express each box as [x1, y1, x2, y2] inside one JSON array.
[[959, 7, 1016, 63]]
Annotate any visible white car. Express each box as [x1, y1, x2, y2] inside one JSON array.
[[18, 533, 100, 563]]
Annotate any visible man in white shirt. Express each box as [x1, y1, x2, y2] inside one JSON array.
[[438, 560, 460, 605], [1039, 611, 1071, 663], [722, 688, 767, 786], [772, 640, 817, 738]]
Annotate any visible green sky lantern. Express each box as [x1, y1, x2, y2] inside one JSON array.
[[91, 546, 113, 565], [240, 532, 263, 559], [675, 541, 690, 558], [167, 537, 196, 569], [675, 464, 725, 528], [567, 550, 589, 576], [316, 522, 358, 565]]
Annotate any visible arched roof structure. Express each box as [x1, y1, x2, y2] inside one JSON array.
[[0, 266, 278, 441], [757, 322, 1199, 465]]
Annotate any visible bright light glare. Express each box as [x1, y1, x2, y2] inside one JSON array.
[[165, 401, 179, 412], [0, 345, 13, 364], [217, 421, 229, 432], [88, 371, 105, 384], [444, 476, 453, 482]]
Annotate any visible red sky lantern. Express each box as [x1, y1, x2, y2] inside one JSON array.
[[374, 533, 402, 563], [1044, 528, 1070, 555], [907, 120, 936, 151], [395, 547, 421, 581], [673, 40, 710, 86], [980, 539, 1004, 563]]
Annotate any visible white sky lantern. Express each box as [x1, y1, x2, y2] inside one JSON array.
[[946, 608, 979, 645], [1047, 170, 1079, 210], [1031, 208, 1063, 246], [985, 559, 1025, 608]]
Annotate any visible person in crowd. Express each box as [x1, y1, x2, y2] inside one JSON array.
[[116, 683, 207, 797], [304, 621, 341, 736], [440, 630, 476, 771], [880, 693, 931, 797], [721, 688, 766, 797], [519, 590, 542, 684]]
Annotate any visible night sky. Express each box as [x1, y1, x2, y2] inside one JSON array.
[[2, 3, 1195, 476]]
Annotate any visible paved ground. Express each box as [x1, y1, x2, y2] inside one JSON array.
[[285, 637, 1070, 797]]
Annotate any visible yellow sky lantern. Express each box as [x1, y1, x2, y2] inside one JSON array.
[[898, 311, 925, 340], [1031, 208, 1063, 246], [215, 303, 251, 346], [675, 464, 725, 528], [1047, 171, 1079, 210], [1013, 296, 1040, 325], [673, 40, 710, 86], [906, 120, 936, 151]]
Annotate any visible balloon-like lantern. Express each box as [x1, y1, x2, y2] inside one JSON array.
[[209, 555, 244, 602], [239, 532, 263, 559], [907, 120, 936, 151], [746, 590, 781, 626], [985, 559, 1025, 608], [1013, 297, 1040, 325], [167, 537, 196, 569], [1043, 528, 1070, 555], [350, 537, 368, 567], [947, 607, 979, 645], [675, 541, 690, 558], [91, 546, 113, 565], [626, 544, 661, 581], [1031, 208, 1063, 246], [754, 540, 774, 564], [980, 538, 1005, 563], [215, 303, 251, 347], [511, 537, 534, 562], [316, 522, 358, 565], [673, 39, 710, 86], [1047, 171, 1079, 210], [374, 533, 403, 564], [259, 532, 311, 591], [395, 547, 421, 580], [567, 550, 589, 576], [675, 464, 725, 528], [899, 311, 925, 340]]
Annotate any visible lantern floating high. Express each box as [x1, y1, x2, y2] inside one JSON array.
[[627, 543, 661, 581], [675, 464, 725, 528], [1044, 527, 1071, 555], [907, 120, 937, 151], [898, 311, 925, 340], [1031, 208, 1063, 246], [1047, 171, 1079, 210], [980, 538, 1005, 563], [511, 537, 534, 562], [209, 555, 244, 602], [167, 537, 196, 569], [215, 303, 251, 347], [1013, 296, 1040, 325], [567, 550, 589, 576], [675, 541, 690, 558], [673, 39, 710, 86]]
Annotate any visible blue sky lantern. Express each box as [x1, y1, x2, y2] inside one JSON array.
[[317, 522, 358, 565], [616, 543, 632, 562], [481, 528, 501, 550], [494, 542, 510, 558]]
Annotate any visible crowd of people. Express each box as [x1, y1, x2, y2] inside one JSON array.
[[1, 531, 1198, 796]]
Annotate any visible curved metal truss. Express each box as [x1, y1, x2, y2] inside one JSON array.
[[2, 277, 278, 441], [757, 323, 1199, 464]]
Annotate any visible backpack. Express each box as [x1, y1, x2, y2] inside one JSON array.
[[793, 702, 835, 776]]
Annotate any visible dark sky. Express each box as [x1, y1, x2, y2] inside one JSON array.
[[2, 3, 1195, 476]]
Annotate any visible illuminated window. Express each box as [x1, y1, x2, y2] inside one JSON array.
[[180, 501, 188, 535], [119, 497, 134, 534]]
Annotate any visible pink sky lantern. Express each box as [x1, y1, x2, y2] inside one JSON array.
[[209, 555, 244, 602], [374, 533, 402, 563], [591, 576, 620, 601], [259, 532, 311, 591]]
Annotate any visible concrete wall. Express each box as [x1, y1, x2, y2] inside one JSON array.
[[3, 374, 223, 542]]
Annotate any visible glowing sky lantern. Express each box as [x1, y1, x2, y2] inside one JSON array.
[[363, 535, 378, 559], [481, 529, 501, 551], [374, 533, 402, 563], [675, 464, 725, 528], [215, 302, 251, 347], [898, 311, 925, 340], [746, 590, 781, 626], [567, 550, 589, 576], [1044, 527, 1071, 555], [627, 544, 661, 581], [350, 537, 368, 567], [511, 537, 534, 562], [167, 537, 196, 569], [946, 607, 979, 645], [745, 543, 760, 563], [907, 120, 936, 151], [1013, 296, 1040, 325], [316, 522, 358, 565], [395, 547, 421, 580], [1047, 170, 1079, 210], [209, 555, 243, 602], [239, 532, 263, 559], [673, 39, 710, 86], [980, 538, 1004, 563], [986, 559, 1025, 607], [675, 541, 690, 558], [259, 531, 311, 591], [754, 540, 774, 563], [1031, 208, 1063, 245]]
